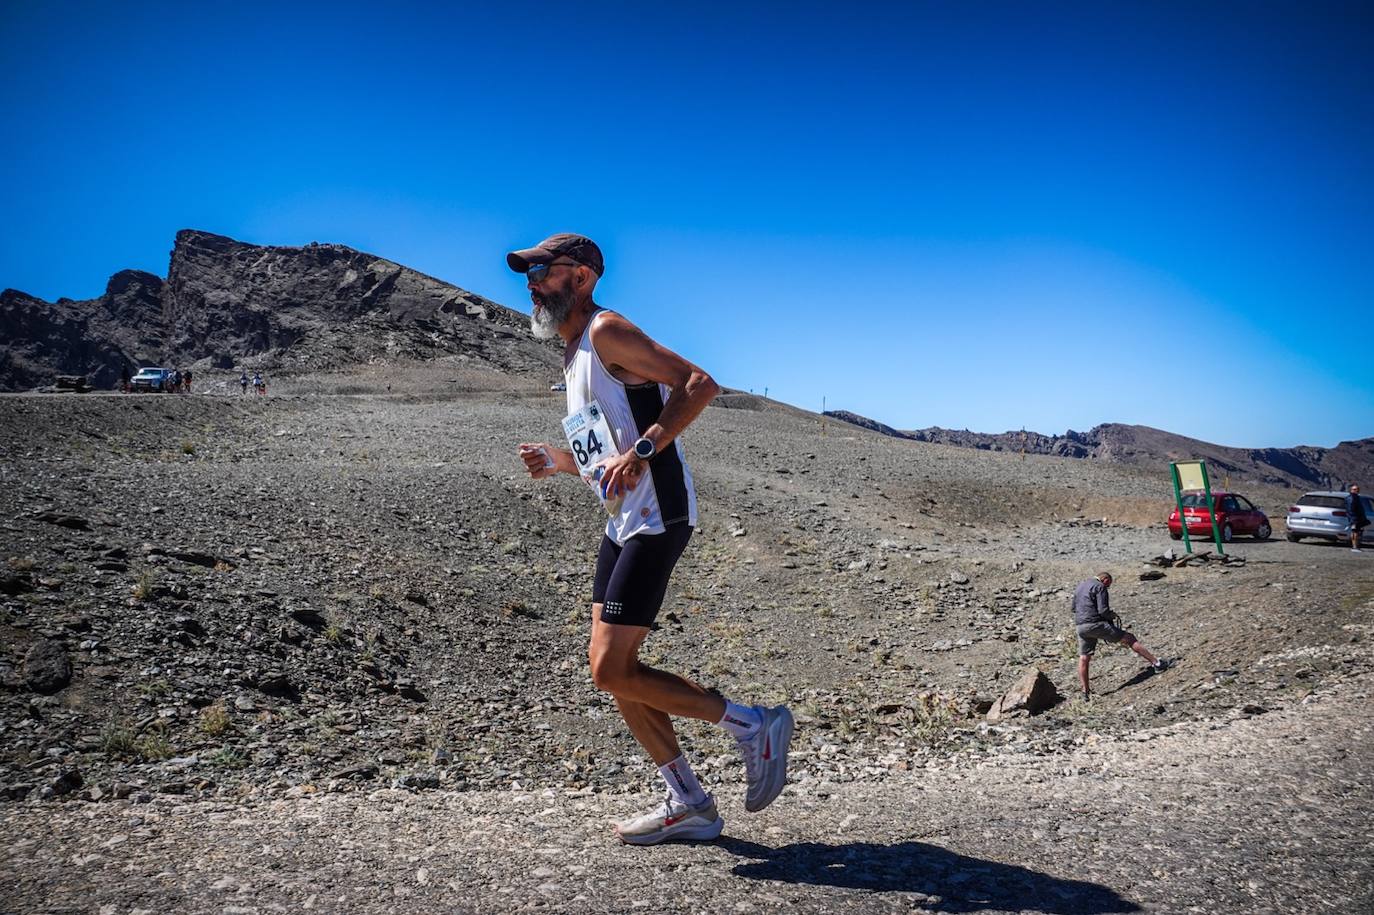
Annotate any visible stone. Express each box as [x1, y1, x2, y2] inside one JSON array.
[[329, 764, 378, 781], [255, 674, 300, 702], [174, 550, 223, 568], [51, 768, 83, 796], [950, 571, 969, 585], [395, 771, 440, 790], [174, 615, 207, 637], [290, 607, 327, 630], [0, 572, 34, 595], [23, 639, 73, 694], [35, 511, 91, 531], [987, 668, 1061, 722]]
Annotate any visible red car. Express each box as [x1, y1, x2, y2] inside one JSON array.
[[1168, 490, 1272, 542]]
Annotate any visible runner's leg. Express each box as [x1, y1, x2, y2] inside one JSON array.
[[588, 615, 726, 749], [587, 529, 725, 763]]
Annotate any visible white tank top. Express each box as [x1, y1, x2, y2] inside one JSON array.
[[564, 310, 697, 545]]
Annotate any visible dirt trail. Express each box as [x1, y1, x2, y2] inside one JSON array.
[[5, 667, 1371, 915]]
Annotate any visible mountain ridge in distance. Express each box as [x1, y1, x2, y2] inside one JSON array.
[[825, 410, 1373, 491]]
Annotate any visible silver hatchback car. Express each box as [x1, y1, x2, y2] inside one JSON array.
[[1285, 491, 1373, 543]]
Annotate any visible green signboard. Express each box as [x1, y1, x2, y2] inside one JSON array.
[[1170, 460, 1224, 555]]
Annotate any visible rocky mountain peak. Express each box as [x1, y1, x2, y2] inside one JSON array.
[[0, 229, 558, 390]]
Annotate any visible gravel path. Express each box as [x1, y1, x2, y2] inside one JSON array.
[[5, 666, 1371, 915]]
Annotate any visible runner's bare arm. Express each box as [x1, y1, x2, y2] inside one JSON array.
[[589, 314, 719, 499], [590, 314, 720, 453]]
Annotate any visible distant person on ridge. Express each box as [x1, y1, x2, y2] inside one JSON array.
[[512, 233, 793, 846], [1073, 572, 1171, 701], [183, 369, 193, 394], [240, 371, 249, 395], [119, 365, 130, 394], [1349, 484, 1368, 552]]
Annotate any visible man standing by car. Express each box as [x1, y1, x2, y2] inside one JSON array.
[[1349, 484, 1368, 552], [512, 233, 793, 846], [1073, 572, 1171, 701]]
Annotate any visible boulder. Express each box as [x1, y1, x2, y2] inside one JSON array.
[[0, 572, 33, 595], [255, 673, 300, 702], [50, 768, 83, 796], [23, 640, 72, 694], [289, 607, 327, 630], [986, 668, 1060, 722]]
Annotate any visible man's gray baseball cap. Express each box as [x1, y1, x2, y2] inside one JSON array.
[[507, 233, 604, 276]]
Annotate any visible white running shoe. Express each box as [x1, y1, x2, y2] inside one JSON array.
[[736, 704, 794, 812], [614, 793, 723, 846]]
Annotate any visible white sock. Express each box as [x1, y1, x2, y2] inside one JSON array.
[[658, 755, 707, 806], [717, 700, 762, 739]]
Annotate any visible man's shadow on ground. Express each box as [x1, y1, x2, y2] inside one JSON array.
[[716, 837, 1140, 914], [1108, 654, 1186, 696]]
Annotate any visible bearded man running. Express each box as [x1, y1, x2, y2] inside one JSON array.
[[512, 233, 793, 846]]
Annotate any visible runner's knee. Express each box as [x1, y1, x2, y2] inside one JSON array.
[[588, 646, 638, 694]]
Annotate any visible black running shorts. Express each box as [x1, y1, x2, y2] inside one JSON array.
[[592, 523, 693, 627]]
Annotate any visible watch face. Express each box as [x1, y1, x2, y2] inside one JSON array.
[[636, 439, 654, 458]]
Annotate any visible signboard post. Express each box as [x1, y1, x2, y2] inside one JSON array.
[[1170, 460, 1225, 555]]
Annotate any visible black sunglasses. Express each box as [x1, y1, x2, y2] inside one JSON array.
[[526, 261, 580, 283]]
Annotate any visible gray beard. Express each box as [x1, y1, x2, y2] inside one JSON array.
[[531, 288, 575, 339]]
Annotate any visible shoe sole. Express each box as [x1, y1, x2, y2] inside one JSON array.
[[745, 706, 794, 813], [617, 816, 724, 846]]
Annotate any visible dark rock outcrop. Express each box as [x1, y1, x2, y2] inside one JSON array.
[[1, 229, 557, 390]]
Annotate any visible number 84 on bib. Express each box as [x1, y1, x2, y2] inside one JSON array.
[[562, 400, 617, 474]]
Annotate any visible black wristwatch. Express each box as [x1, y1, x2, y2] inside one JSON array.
[[633, 436, 656, 460]]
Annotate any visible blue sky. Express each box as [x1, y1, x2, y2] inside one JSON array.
[[2, 1, 1371, 448]]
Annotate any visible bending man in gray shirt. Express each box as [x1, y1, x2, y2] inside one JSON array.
[[1073, 572, 1171, 700]]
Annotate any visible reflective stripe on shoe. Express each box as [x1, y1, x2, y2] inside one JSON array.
[[737, 705, 794, 813], [615, 794, 724, 846]]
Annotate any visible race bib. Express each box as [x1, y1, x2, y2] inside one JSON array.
[[562, 400, 620, 478]]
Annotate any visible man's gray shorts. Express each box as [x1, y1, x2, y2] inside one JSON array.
[[1076, 621, 1135, 656]]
